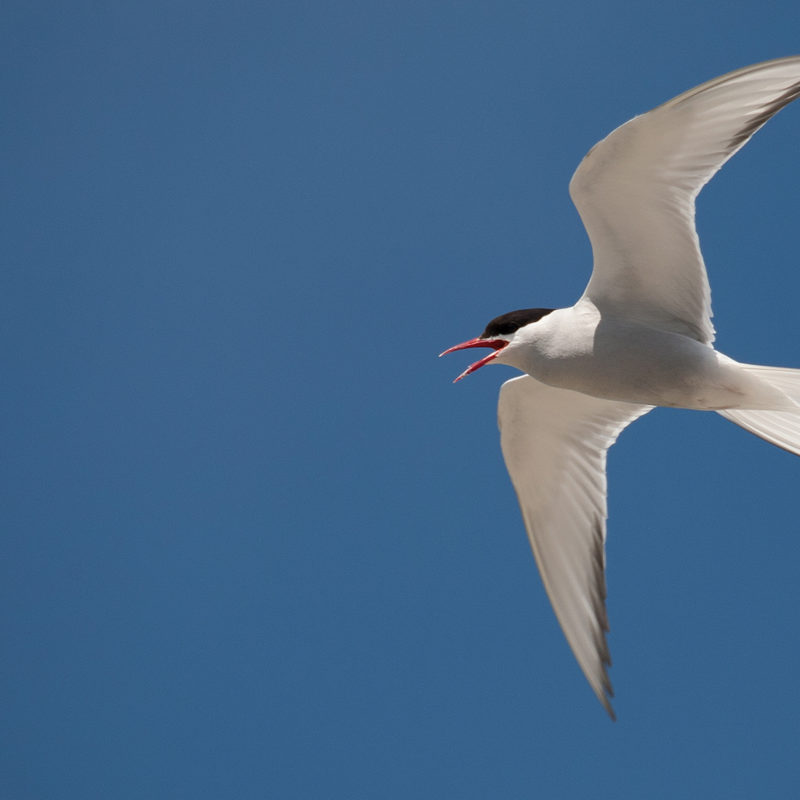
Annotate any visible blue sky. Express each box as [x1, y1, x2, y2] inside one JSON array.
[[4, 2, 800, 797]]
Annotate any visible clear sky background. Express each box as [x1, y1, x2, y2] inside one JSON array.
[[4, 2, 800, 798]]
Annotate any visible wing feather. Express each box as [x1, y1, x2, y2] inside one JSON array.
[[570, 56, 800, 344], [498, 375, 651, 717]]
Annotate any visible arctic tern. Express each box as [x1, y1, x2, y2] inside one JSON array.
[[442, 57, 800, 719]]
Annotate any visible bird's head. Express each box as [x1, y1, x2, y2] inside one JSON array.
[[440, 308, 554, 382]]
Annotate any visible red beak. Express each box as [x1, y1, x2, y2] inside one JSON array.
[[439, 338, 508, 382]]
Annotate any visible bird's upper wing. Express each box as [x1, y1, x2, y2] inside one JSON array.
[[570, 56, 800, 344], [498, 375, 652, 718]]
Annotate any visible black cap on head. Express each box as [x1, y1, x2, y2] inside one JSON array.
[[481, 308, 554, 338]]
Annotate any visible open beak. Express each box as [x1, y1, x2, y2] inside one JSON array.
[[439, 338, 508, 383]]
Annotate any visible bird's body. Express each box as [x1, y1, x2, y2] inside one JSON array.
[[504, 301, 794, 411], [441, 56, 800, 718]]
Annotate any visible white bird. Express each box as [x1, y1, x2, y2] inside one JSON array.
[[441, 57, 800, 719]]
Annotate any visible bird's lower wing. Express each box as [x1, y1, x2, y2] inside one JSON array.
[[498, 375, 652, 717]]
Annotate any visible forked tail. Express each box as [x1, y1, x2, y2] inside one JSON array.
[[718, 365, 800, 456]]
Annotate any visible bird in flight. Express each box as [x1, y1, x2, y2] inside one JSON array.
[[441, 57, 800, 719]]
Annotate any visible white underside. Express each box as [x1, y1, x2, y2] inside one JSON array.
[[496, 301, 798, 412]]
